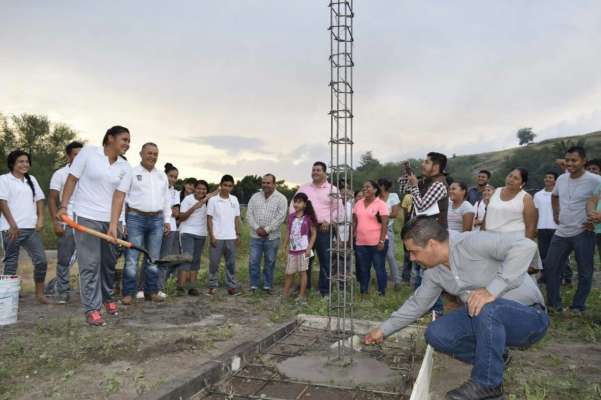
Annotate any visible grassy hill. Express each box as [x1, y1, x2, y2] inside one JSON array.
[[355, 130, 601, 191]]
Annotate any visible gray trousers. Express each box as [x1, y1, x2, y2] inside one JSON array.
[[56, 226, 76, 294], [74, 216, 121, 313], [386, 225, 401, 284], [208, 239, 237, 289], [2, 229, 47, 282], [158, 230, 180, 290]]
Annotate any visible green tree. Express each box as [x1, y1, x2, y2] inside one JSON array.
[[0, 113, 81, 194], [517, 127, 536, 146], [552, 138, 587, 157], [357, 151, 381, 171], [232, 175, 262, 204]]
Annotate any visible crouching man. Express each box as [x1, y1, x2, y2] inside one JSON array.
[[365, 217, 549, 400]]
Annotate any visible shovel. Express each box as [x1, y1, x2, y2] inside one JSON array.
[[61, 215, 192, 265]]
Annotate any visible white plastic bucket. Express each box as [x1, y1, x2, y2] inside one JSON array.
[[0, 275, 21, 326]]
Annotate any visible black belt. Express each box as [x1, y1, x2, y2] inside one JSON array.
[[127, 208, 162, 217]]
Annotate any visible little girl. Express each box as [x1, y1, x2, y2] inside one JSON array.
[[283, 193, 317, 299]]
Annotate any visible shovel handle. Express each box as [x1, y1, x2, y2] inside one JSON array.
[[61, 215, 132, 249]]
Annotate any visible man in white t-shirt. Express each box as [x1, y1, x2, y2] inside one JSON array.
[[533, 171, 564, 284], [47, 141, 83, 303], [207, 175, 241, 296]]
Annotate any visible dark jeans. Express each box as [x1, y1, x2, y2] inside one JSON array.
[[545, 231, 596, 311], [415, 265, 444, 314], [355, 241, 388, 295], [401, 243, 413, 282], [538, 229, 571, 282], [123, 212, 163, 296], [307, 228, 332, 295], [425, 299, 549, 388]]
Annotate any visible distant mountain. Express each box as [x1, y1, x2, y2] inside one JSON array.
[[353, 131, 601, 190]]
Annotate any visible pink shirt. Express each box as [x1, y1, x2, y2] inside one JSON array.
[[353, 197, 389, 246], [291, 181, 342, 224]]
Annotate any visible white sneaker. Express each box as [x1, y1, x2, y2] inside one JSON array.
[[158, 291, 167, 299], [136, 290, 145, 300]]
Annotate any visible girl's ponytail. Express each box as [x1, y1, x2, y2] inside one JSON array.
[[24, 173, 35, 201]]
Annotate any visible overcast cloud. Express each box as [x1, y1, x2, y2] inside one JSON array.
[[2, 1, 600, 184]]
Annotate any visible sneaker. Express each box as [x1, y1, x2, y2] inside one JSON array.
[[250, 286, 258, 293], [86, 310, 106, 327], [56, 292, 70, 304], [227, 288, 241, 296], [569, 308, 584, 316], [136, 290, 145, 300], [503, 350, 512, 367], [207, 288, 217, 296], [104, 302, 119, 316], [158, 291, 167, 299], [446, 380, 504, 400], [263, 287, 273, 295], [121, 295, 134, 305], [188, 287, 200, 296], [145, 293, 165, 303]]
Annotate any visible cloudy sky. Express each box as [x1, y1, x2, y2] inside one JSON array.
[[2, 1, 601, 184]]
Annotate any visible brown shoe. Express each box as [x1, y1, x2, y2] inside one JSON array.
[[121, 295, 134, 305], [146, 293, 165, 303]]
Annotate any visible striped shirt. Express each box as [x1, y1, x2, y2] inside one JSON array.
[[247, 190, 288, 240]]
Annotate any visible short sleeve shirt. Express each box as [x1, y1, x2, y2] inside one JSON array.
[[352, 197, 389, 246], [168, 187, 180, 232], [207, 194, 241, 240], [533, 190, 557, 230], [0, 173, 45, 230], [385, 193, 401, 228], [595, 183, 601, 234], [49, 165, 76, 217], [179, 194, 207, 236], [552, 171, 601, 237], [447, 200, 475, 232], [70, 145, 133, 223]]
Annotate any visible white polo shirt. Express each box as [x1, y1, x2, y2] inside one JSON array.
[[179, 194, 208, 236], [167, 186, 180, 232], [49, 165, 76, 217], [126, 164, 171, 223], [207, 194, 240, 240], [0, 173, 45, 230], [70, 145, 133, 223]]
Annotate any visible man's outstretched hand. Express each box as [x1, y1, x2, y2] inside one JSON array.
[[364, 328, 384, 345], [467, 288, 495, 317]]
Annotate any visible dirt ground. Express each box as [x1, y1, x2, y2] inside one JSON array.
[[2, 252, 601, 400]]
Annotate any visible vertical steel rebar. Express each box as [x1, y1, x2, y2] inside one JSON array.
[[327, 0, 354, 365]]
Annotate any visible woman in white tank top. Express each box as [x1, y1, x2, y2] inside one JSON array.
[[484, 168, 537, 239]]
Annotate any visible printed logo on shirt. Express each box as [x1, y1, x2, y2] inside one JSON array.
[[136, 175, 142, 181], [119, 170, 126, 180]]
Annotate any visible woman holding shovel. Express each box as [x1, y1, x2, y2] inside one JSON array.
[[57, 126, 133, 326]]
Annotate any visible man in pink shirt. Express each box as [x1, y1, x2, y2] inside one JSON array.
[[292, 161, 342, 296]]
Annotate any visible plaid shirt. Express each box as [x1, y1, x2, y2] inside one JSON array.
[[247, 190, 288, 240], [398, 175, 447, 217]]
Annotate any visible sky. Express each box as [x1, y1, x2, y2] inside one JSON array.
[[2, 1, 601, 185]]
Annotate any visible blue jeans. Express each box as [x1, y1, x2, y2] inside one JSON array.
[[544, 230, 596, 311], [401, 243, 413, 282], [248, 237, 280, 289], [123, 212, 163, 296], [425, 299, 549, 388], [355, 241, 388, 295]]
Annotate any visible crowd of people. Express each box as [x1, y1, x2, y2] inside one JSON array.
[[2, 125, 601, 399]]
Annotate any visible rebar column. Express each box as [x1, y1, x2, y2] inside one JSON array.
[[327, 0, 355, 365]]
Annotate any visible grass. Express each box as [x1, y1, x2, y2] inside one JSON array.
[[6, 214, 601, 400]]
